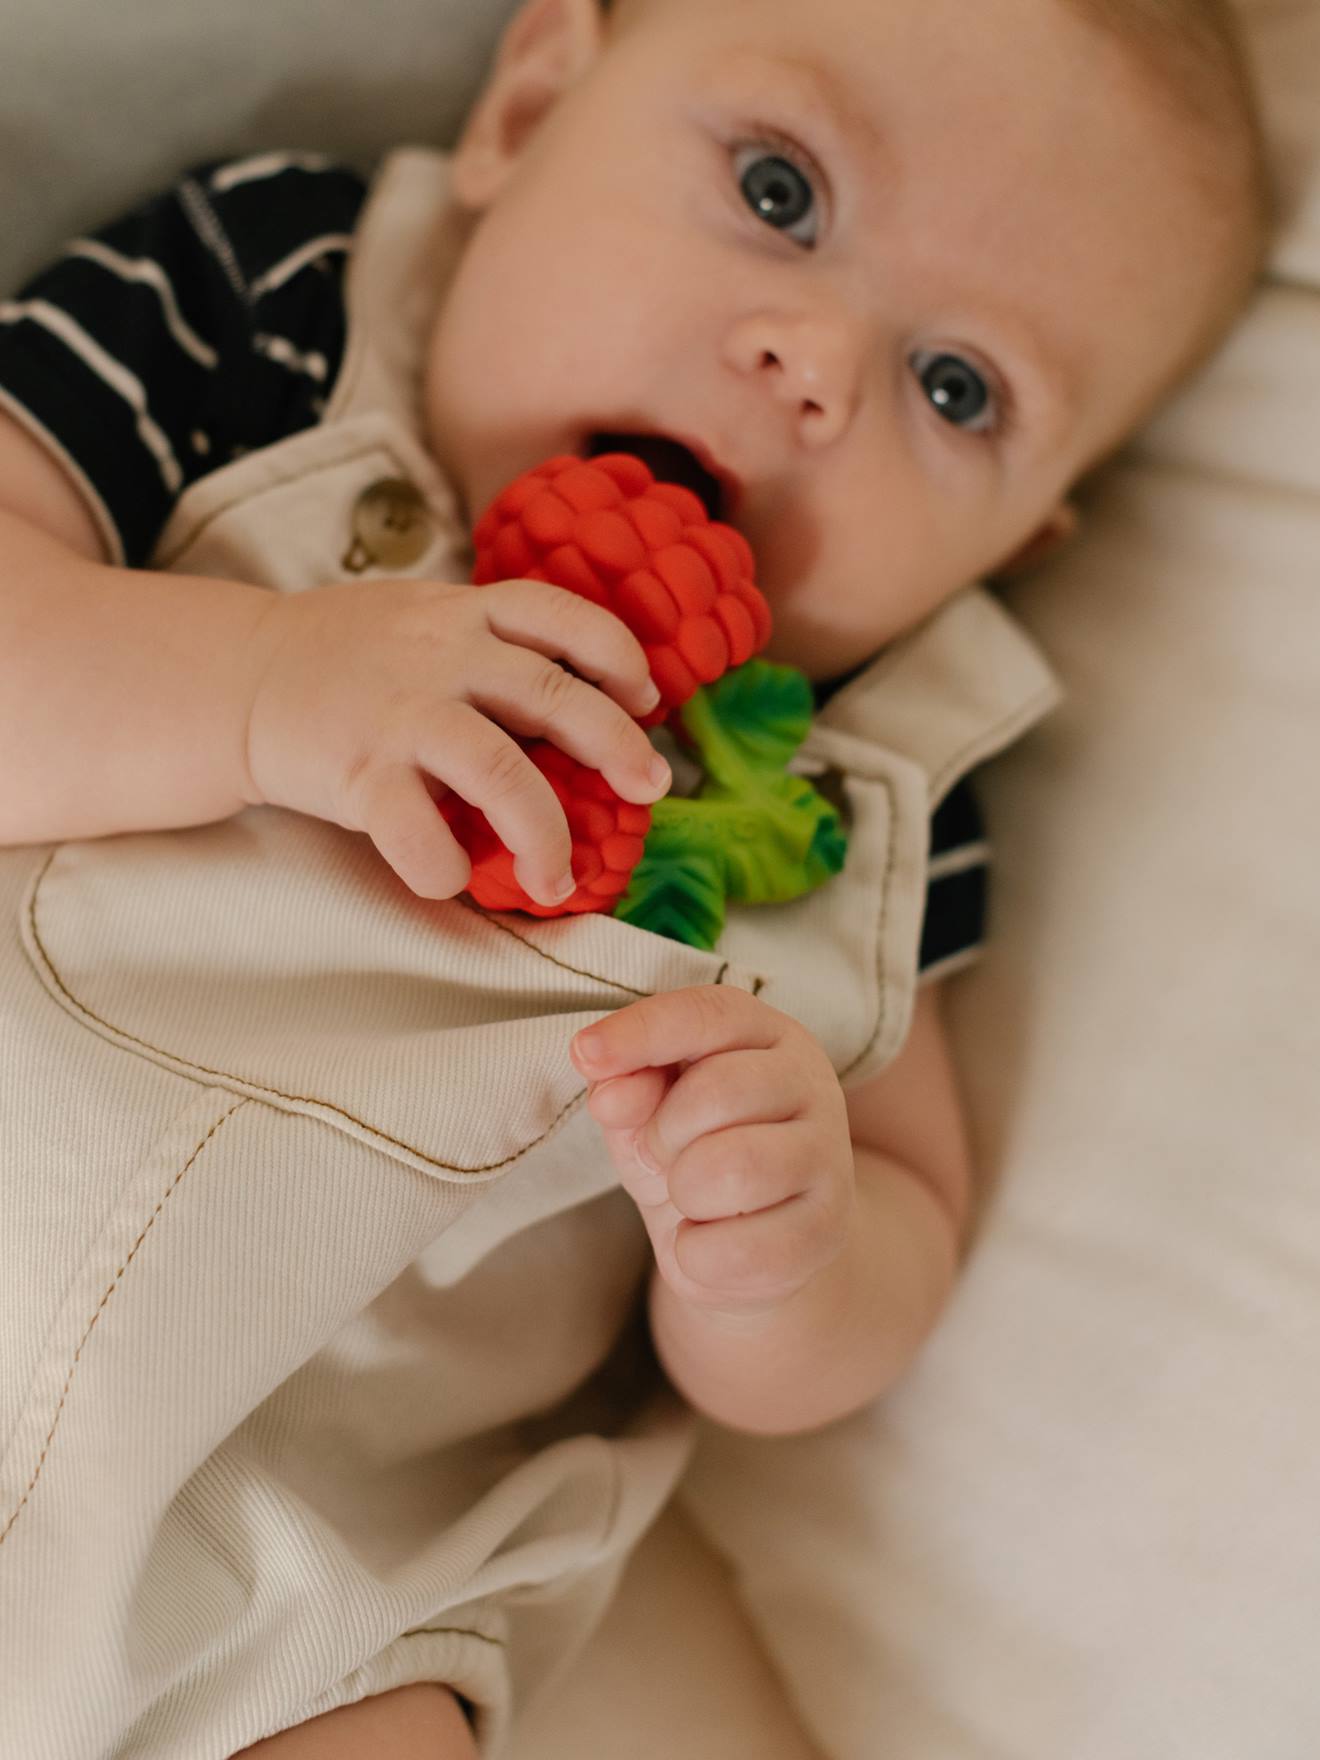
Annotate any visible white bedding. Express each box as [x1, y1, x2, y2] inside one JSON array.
[[3, 4, 1317, 1755]]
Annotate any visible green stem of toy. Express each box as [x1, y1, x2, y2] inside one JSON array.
[[649, 678, 842, 907], [645, 794, 807, 906], [612, 663, 848, 949], [674, 681, 756, 796]]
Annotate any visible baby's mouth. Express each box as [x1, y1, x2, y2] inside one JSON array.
[[583, 431, 735, 524]]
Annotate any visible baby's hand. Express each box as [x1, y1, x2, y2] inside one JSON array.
[[241, 577, 671, 905], [570, 987, 855, 1317]]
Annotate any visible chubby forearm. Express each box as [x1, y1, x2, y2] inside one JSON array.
[[648, 1143, 963, 1437], [0, 509, 273, 845]]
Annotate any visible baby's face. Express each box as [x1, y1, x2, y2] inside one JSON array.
[[426, 0, 1237, 683]]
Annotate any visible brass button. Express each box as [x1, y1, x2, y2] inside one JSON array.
[[343, 478, 433, 573]]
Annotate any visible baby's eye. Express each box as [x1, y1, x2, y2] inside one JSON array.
[[733, 146, 820, 248], [910, 350, 998, 434]]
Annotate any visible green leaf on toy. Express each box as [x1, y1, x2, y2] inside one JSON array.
[[719, 774, 848, 905], [613, 658, 849, 951], [689, 661, 814, 777], [806, 796, 850, 879], [614, 834, 728, 950]]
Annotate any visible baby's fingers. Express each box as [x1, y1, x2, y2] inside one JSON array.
[[358, 763, 473, 900], [352, 704, 572, 905], [674, 1195, 832, 1309], [471, 647, 670, 808], [571, 986, 785, 1081], [415, 704, 580, 904], [585, 1067, 675, 1133], [484, 579, 661, 721], [582, 1069, 681, 1214], [664, 1119, 818, 1223]]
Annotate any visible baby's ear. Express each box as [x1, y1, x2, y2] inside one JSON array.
[[990, 501, 1080, 579], [452, 0, 605, 209]]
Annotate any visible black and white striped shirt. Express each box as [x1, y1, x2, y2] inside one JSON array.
[[0, 152, 366, 566], [0, 153, 991, 978]]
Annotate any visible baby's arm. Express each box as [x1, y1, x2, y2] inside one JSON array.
[[0, 410, 277, 844], [0, 410, 669, 903], [571, 982, 972, 1437]]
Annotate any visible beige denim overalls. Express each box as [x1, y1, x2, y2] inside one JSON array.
[[0, 150, 1059, 1759]]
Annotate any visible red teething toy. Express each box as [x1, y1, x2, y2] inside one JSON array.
[[438, 452, 772, 917]]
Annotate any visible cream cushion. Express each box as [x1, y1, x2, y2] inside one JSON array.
[[3, 3, 1318, 1756], [0, 0, 519, 290]]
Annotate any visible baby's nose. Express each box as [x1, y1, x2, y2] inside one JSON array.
[[724, 313, 859, 448]]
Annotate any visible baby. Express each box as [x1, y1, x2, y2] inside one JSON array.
[[0, 0, 1267, 1755]]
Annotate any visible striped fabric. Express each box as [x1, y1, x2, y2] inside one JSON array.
[[922, 777, 989, 981], [0, 152, 365, 566], [0, 153, 990, 976]]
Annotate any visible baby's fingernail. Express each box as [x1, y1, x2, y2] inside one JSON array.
[[646, 755, 671, 793], [639, 680, 661, 711], [574, 1028, 603, 1063], [549, 870, 576, 903]]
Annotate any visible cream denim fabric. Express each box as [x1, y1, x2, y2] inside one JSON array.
[[0, 150, 1057, 1759]]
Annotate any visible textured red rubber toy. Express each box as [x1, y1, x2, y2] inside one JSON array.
[[439, 452, 771, 917]]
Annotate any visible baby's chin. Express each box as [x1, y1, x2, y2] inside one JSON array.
[[750, 583, 875, 685]]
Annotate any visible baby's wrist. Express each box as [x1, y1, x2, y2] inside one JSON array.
[[235, 590, 305, 811], [646, 1246, 856, 1436]]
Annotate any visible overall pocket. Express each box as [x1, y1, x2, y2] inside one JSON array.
[[20, 808, 759, 1179]]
